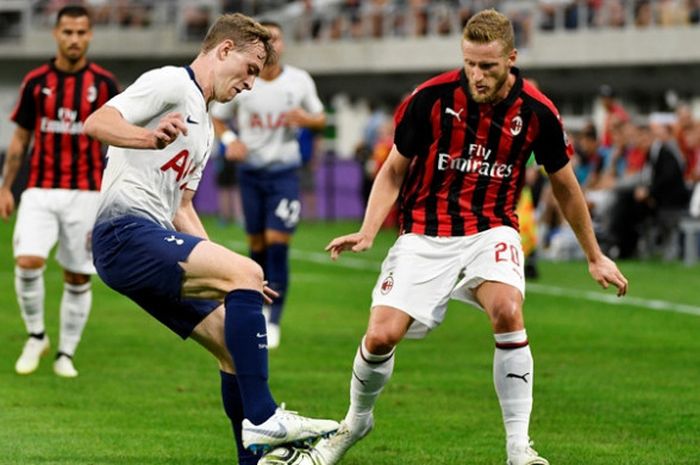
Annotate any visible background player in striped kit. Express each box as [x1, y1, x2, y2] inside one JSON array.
[[0, 5, 118, 378], [317, 9, 628, 465], [211, 20, 326, 349]]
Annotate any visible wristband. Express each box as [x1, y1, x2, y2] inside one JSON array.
[[220, 130, 237, 145]]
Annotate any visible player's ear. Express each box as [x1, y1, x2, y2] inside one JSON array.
[[218, 39, 235, 61], [507, 48, 517, 67]]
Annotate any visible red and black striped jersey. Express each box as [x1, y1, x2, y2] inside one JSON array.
[[10, 59, 119, 191], [394, 67, 573, 237]]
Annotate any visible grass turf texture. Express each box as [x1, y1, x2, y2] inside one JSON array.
[[1, 216, 699, 464]]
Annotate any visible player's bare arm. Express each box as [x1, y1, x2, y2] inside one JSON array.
[[285, 108, 326, 131], [0, 126, 31, 219], [549, 162, 629, 296], [173, 190, 209, 240], [85, 106, 188, 150], [326, 145, 409, 260]]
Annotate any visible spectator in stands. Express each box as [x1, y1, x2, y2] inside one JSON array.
[[608, 123, 690, 258], [599, 84, 630, 148]]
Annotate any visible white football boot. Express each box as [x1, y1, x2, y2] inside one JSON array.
[[507, 442, 549, 465], [53, 354, 78, 378], [15, 336, 50, 375], [242, 404, 339, 454], [257, 446, 324, 465], [313, 416, 374, 465]]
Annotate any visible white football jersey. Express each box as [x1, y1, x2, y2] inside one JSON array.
[[96, 66, 214, 229], [211, 65, 323, 171]]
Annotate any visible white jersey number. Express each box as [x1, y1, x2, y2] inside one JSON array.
[[275, 198, 301, 228]]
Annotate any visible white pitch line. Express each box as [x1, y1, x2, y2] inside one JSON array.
[[226, 240, 700, 317]]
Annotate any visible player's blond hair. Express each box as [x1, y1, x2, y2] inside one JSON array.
[[463, 9, 515, 54], [201, 13, 275, 65]]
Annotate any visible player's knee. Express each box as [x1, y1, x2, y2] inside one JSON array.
[[224, 257, 264, 292], [364, 328, 401, 354], [488, 296, 523, 331], [16, 256, 46, 269]]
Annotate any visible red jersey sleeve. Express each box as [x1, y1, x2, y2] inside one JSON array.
[[393, 89, 433, 159], [10, 78, 37, 131]]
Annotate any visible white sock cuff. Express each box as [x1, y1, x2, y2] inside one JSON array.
[[359, 336, 395, 363], [15, 266, 46, 279], [65, 282, 91, 293], [494, 329, 528, 348]]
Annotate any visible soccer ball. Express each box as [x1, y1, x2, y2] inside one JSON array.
[[257, 445, 324, 465]]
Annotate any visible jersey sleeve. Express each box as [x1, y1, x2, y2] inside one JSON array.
[[10, 77, 37, 130], [393, 89, 432, 159], [531, 105, 573, 174], [106, 67, 182, 126], [300, 71, 324, 115]]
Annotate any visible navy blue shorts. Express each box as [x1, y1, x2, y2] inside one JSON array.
[[92, 216, 220, 339], [238, 167, 300, 235]]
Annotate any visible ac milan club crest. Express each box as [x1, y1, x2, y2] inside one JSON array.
[[380, 273, 394, 295], [510, 115, 523, 136]]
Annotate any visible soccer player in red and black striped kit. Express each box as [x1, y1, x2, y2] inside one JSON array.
[[0, 5, 118, 378], [318, 9, 628, 465]]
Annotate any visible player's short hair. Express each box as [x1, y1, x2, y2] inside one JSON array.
[[201, 13, 275, 66], [259, 20, 282, 31], [56, 5, 91, 27], [463, 9, 515, 54]]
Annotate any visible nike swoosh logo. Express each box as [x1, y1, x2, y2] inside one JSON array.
[[256, 333, 267, 338], [245, 422, 287, 438], [186, 115, 199, 125]]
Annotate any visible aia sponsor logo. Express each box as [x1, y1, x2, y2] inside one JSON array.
[[160, 149, 196, 190], [380, 273, 394, 295]]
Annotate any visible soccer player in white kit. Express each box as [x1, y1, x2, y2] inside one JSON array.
[[83, 13, 337, 465], [211, 21, 326, 349]]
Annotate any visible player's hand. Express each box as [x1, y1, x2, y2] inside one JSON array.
[[153, 112, 188, 149], [285, 108, 309, 127], [225, 140, 248, 161], [325, 232, 373, 260], [588, 254, 628, 297], [262, 280, 279, 305], [0, 187, 15, 220]]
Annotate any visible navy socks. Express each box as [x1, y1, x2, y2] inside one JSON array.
[[224, 289, 277, 425], [266, 243, 289, 325], [220, 371, 261, 465]]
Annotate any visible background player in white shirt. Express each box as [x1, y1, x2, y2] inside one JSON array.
[[84, 13, 337, 465], [211, 21, 326, 349]]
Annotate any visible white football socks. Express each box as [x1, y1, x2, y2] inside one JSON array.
[[493, 329, 533, 452], [58, 282, 92, 356], [346, 337, 395, 430], [15, 266, 46, 335]]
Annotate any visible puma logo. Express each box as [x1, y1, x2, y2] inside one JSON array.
[[506, 372, 530, 383], [445, 107, 464, 122]]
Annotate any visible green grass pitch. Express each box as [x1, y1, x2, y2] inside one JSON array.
[[1, 216, 699, 464]]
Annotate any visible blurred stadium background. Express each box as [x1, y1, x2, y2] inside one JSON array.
[[1, 1, 700, 464]]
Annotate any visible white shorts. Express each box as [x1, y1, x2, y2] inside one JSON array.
[[13, 188, 100, 274], [371, 226, 525, 339]]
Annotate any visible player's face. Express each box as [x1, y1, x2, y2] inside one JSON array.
[[462, 39, 515, 104], [214, 40, 266, 102], [53, 15, 92, 63]]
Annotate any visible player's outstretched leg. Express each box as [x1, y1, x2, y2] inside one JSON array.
[[220, 371, 261, 465], [493, 330, 548, 465], [224, 289, 338, 454], [314, 338, 394, 464]]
